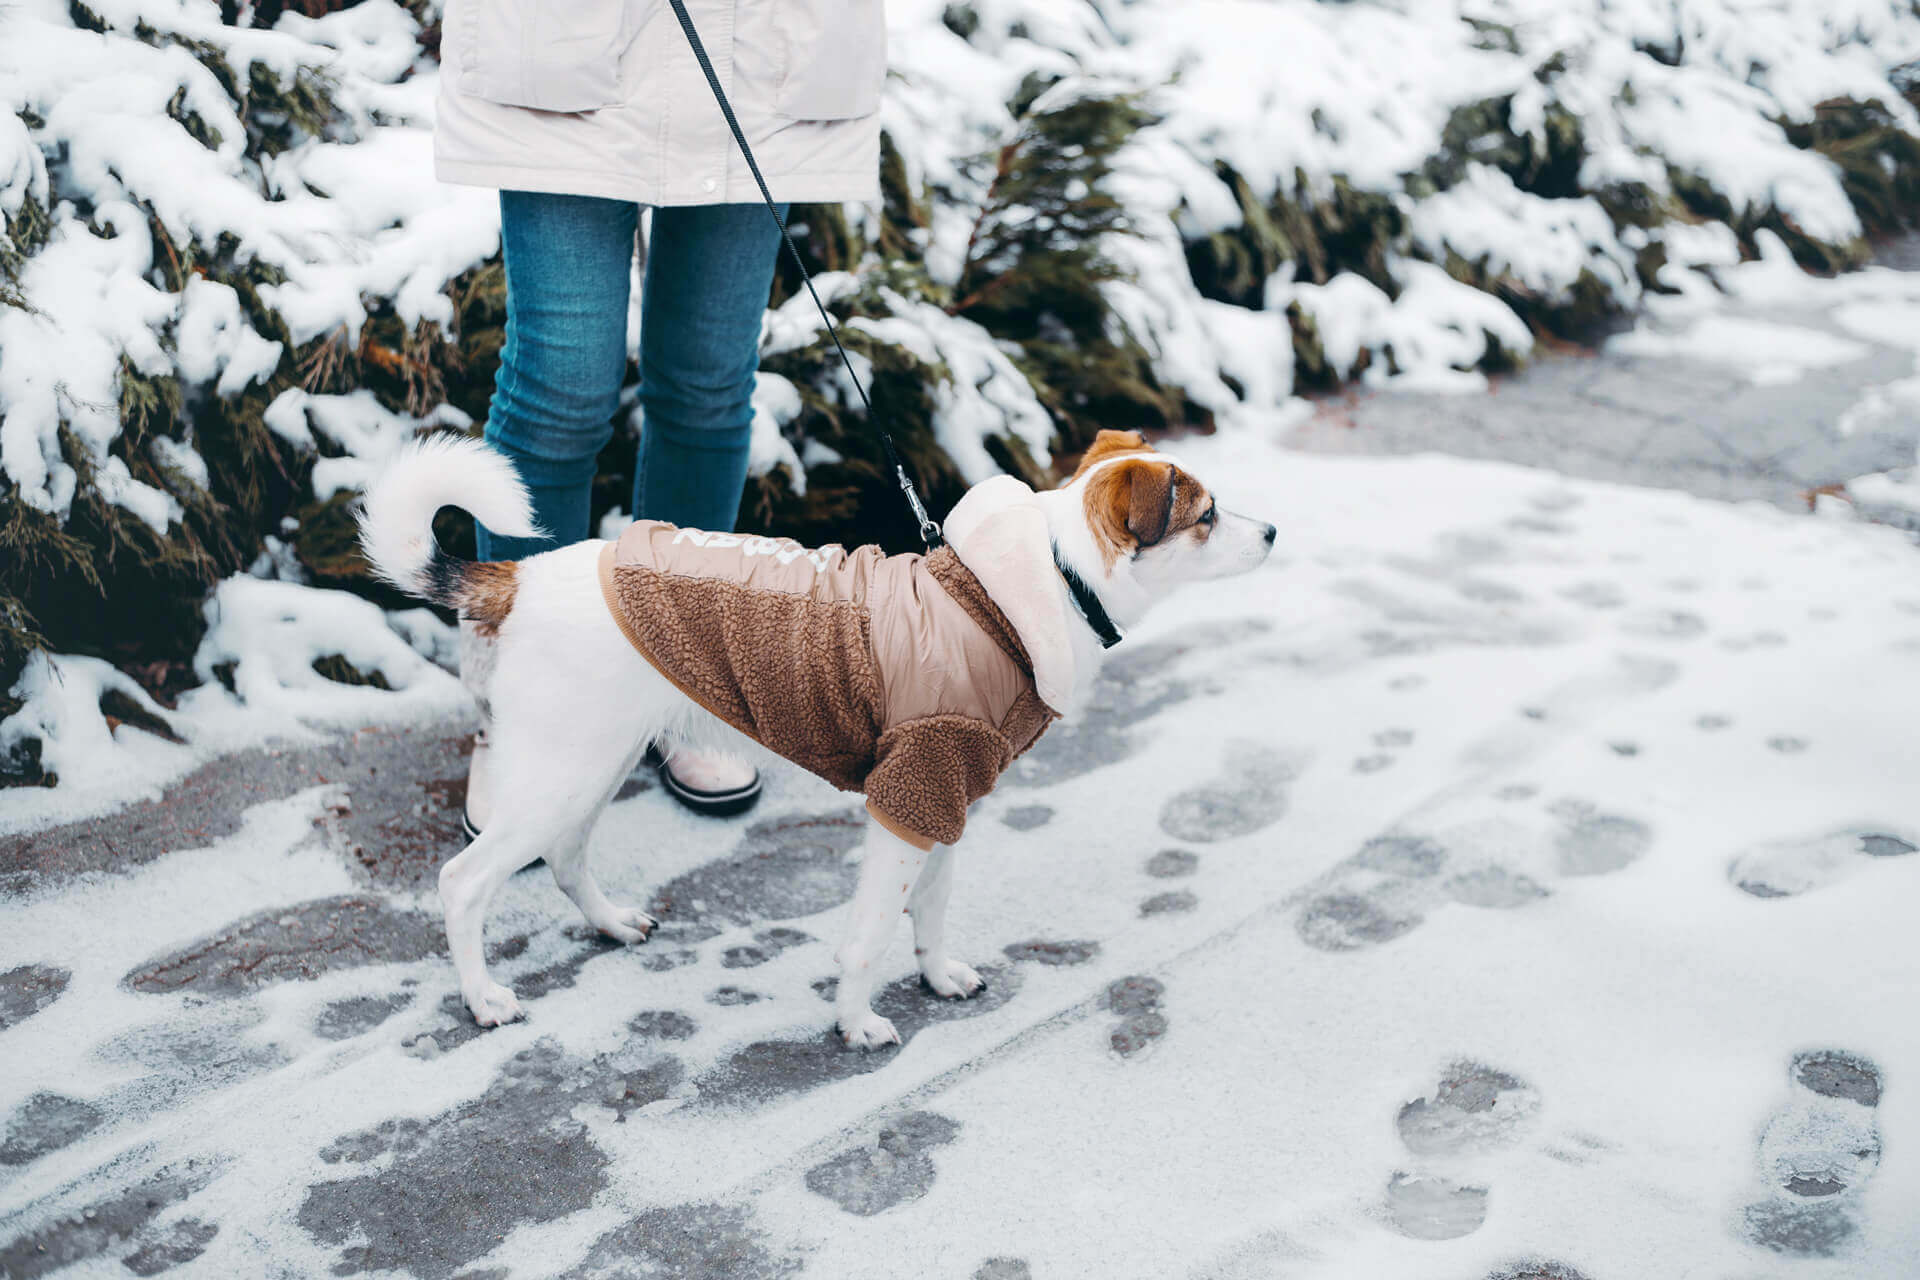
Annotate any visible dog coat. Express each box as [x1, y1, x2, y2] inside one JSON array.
[[596, 477, 1079, 849]]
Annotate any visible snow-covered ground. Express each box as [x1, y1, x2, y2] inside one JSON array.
[[6, 383, 1920, 1275]]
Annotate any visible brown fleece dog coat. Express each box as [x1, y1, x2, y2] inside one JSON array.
[[598, 522, 1058, 849]]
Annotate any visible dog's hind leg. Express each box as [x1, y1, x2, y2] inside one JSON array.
[[545, 737, 657, 944], [439, 709, 640, 1026], [908, 844, 985, 1000], [834, 826, 930, 1049], [440, 816, 554, 1026]]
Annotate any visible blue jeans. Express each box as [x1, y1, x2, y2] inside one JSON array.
[[475, 191, 785, 561]]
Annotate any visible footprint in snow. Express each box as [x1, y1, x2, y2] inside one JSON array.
[[1742, 1050, 1884, 1257], [1550, 799, 1653, 876], [1384, 1061, 1540, 1241], [1295, 798, 1645, 952], [1729, 828, 1917, 898], [1158, 743, 1302, 843], [805, 1111, 959, 1216], [1105, 975, 1168, 1058]]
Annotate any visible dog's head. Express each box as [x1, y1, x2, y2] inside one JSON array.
[[1050, 430, 1276, 619]]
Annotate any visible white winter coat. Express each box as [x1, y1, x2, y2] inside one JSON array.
[[434, 0, 884, 206]]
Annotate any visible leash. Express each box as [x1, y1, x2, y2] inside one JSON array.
[[666, 0, 943, 549]]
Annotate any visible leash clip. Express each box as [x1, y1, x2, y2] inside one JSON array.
[[898, 467, 943, 548]]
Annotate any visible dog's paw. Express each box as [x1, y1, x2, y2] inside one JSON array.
[[465, 981, 525, 1027], [920, 958, 986, 1000], [595, 906, 656, 946], [838, 1010, 902, 1051]]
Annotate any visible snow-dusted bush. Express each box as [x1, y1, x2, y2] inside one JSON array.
[[3, 0, 1919, 797]]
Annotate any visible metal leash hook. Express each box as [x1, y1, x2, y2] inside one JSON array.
[[666, 0, 945, 550], [899, 467, 943, 548]]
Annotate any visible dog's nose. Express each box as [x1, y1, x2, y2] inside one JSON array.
[[1262, 524, 1277, 547]]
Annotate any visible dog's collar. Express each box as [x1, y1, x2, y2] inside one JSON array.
[[1052, 544, 1123, 649]]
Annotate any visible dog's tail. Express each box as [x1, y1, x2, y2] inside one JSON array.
[[357, 435, 542, 621]]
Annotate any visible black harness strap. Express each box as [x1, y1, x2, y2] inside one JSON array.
[[666, 0, 943, 549], [1053, 545, 1124, 649]]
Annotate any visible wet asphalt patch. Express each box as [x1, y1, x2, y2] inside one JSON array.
[[300, 1038, 682, 1278], [646, 810, 867, 943], [0, 1092, 104, 1166], [693, 966, 1020, 1108], [0, 1164, 215, 1280], [0, 963, 70, 1031], [123, 895, 443, 997], [562, 1202, 799, 1279], [314, 992, 415, 1040], [804, 1111, 959, 1216]]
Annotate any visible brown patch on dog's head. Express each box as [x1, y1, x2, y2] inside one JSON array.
[[1083, 458, 1214, 568], [459, 560, 517, 636], [1070, 429, 1155, 479]]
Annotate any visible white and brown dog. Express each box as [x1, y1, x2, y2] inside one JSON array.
[[358, 429, 1275, 1048]]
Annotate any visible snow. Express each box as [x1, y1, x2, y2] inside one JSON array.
[[1275, 262, 1536, 394], [852, 291, 1056, 484], [746, 371, 808, 494], [264, 389, 472, 501], [1606, 315, 1873, 386], [6, 425, 1920, 1274], [1410, 164, 1640, 312]]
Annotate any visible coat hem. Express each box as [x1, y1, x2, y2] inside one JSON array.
[[436, 158, 880, 208], [866, 799, 939, 852]]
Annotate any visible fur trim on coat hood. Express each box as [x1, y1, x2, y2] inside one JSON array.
[[941, 475, 1077, 714]]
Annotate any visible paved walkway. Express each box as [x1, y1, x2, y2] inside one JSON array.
[[1286, 237, 1920, 509]]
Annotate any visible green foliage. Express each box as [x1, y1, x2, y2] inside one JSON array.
[[949, 90, 1153, 328], [769, 203, 863, 310], [1667, 166, 1867, 274], [311, 653, 393, 689], [1186, 167, 1407, 311], [946, 89, 1196, 451], [1782, 97, 1920, 239]]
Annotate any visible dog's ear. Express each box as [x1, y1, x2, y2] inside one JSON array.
[[1071, 429, 1154, 479], [1085, 459, 1177, 564]]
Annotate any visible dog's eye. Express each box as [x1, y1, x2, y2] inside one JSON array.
[[1199, 503, 1218, 527]]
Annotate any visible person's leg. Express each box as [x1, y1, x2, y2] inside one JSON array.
[[633, 201, 785, 812], [478, 189, 638, 560], [466, 191, 635, 841], [631, 202, 785, 532]]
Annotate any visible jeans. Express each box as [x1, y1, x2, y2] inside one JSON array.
[[475, 191, 785, 561]]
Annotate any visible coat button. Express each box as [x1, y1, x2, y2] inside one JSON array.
[[702, 178, 717, 193]]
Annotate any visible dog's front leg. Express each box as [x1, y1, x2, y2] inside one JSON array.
[[834, 827, 929, 1049], [908, 844, 985, 999]]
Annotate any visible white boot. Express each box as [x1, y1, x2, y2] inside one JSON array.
[[658, 746, 762, 817]]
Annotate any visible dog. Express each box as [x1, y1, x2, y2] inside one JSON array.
[[358, 429, 1275, 1048]]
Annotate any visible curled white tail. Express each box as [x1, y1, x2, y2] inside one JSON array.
[[356, 435, 540, 605]]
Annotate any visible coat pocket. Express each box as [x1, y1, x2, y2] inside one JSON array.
[[450, 0, 643, 114], [774, 0, 887, 121]]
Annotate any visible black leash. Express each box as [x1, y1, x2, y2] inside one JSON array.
[[666, 0, 943, 549]]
